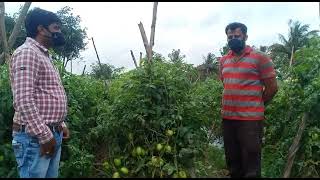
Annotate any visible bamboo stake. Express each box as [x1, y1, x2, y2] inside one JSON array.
[[130, 50, 138, 68], [149, 2, 158, 48], [138, 22, 151, 63], [91, 37, 102, 70], [82, 65, 86, 75]]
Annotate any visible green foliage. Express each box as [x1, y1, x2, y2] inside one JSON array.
[[197, 52, 220, 80], [168, 49, 186, 63], [95, 59, 215, 177], [262, 36, 320, 178], [59, 72, 107, 177], [219, 43, 230, 57], [90, 63, 124, 80], [0, 65, 19, 178], [54, 6, 88, 63], [1, 15, 320, 178], [0, 6, 88, 67], [269, 19, 319, 73]]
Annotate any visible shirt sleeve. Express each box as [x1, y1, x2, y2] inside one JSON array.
[[10, 48, 53, 144], [258, 54, 276, 79]]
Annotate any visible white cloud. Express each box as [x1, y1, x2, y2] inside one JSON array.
[[4, 2, 320, 74]]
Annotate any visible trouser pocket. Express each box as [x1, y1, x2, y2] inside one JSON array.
[[12, 139, 25, 168]]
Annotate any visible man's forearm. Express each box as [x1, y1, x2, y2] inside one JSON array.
[[263, 88, 277, 104], [262, 77, 278, 105]]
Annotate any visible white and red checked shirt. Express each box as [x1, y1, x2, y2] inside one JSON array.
[[9, 37, 67, 144]]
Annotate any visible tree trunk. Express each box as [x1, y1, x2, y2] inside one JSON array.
[[0, 2, 32, 65], [7, 2, 31, 48], [289, 46, 294, 67], [0, 2, 9, 65], [283, 112, 308, 178]]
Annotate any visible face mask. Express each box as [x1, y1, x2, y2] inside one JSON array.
[[228, 38, 245, 54], [50, 32, 66, 47], [44, 28, 66, 47]]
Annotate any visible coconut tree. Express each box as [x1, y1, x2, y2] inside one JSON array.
[[269, 19, 319, 67]]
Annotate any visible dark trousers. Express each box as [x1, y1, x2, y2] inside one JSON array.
[[222, 119, 263, 178]]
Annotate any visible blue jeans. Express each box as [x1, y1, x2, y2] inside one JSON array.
[[11, 129, 63, 178]]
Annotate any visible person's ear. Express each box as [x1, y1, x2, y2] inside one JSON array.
[[244, 34, 248, 41], [37, 25, 45, 35]]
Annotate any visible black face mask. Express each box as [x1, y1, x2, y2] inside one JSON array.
[[45, 28, 66, 47], [50, 32, 66, 47], [228, 38, 245, 54]]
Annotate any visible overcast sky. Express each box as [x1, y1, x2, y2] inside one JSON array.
[[4, 2, 320, 74]]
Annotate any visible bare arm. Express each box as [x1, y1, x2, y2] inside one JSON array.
[[262, 76, 278, 105]]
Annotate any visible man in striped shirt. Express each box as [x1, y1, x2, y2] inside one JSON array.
[[9, 8, 70, 178], [219, 22, 278, 178]]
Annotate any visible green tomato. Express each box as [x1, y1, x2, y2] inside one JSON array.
[[131, 149, 137, 157], [112, 172, 120, 178], [151, 156, 158, 166], [136, 146, 143, 156], [179, 171, 187, 178], [156, 143, 163, 151], [128, 133, 133, 140], [165, 145, 172, 153], [114, 158, 121, 167], [166, 129, 174, 137], [158, 157, 164, 167], [141, 148, 146, 156], [120, 167, 129, 175], [103, 161, 110, 171]]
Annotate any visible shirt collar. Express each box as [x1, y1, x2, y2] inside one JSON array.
[[25, 37, 49, 53], [228, 45, 252, 57]]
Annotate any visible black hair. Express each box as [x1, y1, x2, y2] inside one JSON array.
[[25, 7, 61, 38], [225, 22, 247, 35]]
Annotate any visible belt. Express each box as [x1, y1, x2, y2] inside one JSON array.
[[12, 123, 63, 133]]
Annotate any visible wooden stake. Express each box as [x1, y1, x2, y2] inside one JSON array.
[[91, 37, 102, 70], [140, 52, 142, 61], [130, 50, 138, 68], [150, 2, 158, 48], [137, 2, 159, 64], [138, 22, 151, 63], [82, 65, 86, 75], [283, 112, 308, 178]]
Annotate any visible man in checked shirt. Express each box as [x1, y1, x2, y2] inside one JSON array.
[[9, 8, 70, 178]]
